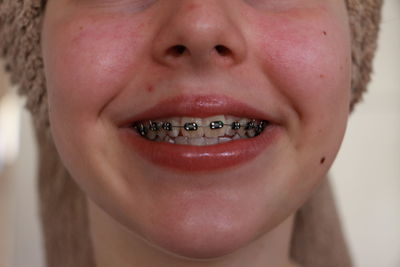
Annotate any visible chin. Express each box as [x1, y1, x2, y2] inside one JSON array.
[[111, 181, 291, 260], [140, 215, 262, 259]]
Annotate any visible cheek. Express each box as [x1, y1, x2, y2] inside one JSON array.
[[42, 16, 148, 125], [251, 7, 351, 144]]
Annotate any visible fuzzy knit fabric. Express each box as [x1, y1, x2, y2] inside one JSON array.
[[347, 0, 384, 110], [0, 1, 383, 267]]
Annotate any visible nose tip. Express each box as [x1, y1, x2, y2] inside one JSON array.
[[152, 2, 247, 69]]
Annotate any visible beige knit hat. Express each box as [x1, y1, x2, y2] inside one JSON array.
[[0, 1, 384, 266]]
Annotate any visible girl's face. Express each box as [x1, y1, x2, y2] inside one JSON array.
[[42, 0, 351, 258]]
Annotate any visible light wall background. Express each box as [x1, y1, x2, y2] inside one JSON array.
[[0, 1, 399, 266], [331, 0, 400, 266]]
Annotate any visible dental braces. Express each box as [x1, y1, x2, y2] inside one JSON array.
[[133, 119, 268, 137]]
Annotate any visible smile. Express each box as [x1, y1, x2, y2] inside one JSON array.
[[119, 95, 282, 172], [132, 116, 269, 146]]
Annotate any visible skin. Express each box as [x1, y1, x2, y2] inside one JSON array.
[[41, 0, 351, 266]]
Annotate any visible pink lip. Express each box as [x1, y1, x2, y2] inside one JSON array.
[[118, 94, 279, 125], [118, 95, 282, 172]]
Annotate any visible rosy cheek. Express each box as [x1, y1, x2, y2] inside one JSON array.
[[252, 8, 351, 119], [46, 17, 147, 121]]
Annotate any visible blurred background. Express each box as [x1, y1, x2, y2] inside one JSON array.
[[0, 1, 399, 266]]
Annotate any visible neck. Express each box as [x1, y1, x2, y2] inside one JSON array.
[[88, 199, 297, 267]]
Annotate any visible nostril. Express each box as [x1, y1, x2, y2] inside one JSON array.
[[167, 45, 186, 57], [215, 45, 232, 57]]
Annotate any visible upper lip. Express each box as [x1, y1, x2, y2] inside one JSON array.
[[118, 94, 278, 127]]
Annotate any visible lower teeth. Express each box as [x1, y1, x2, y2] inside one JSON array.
[[155, 135, 242, 146], [131, 119, 268, 146]]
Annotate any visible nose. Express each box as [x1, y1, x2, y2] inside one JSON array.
[[152, 1, 247, 69]]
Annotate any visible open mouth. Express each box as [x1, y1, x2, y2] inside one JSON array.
[[119, 95, 281, 171], [132, 115, 269, 146]]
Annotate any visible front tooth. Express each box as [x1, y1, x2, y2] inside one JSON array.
[[246, 120, 257, 137], [237, 118, 248, 137], [181, 117, 203, 137], [189, 137, 206, 146], [225, 115, 239, 136], [147, 130, 157, 140], [175, 136, 188, 145], [168, 117, 180, 137], [164, 136, 175, 144], [247, 128, 256, 137], [157, 123, 167, 139], [203, 115, 225, 137], [218, 137, 232, 144], [158, 130, 166, 139], [205, 137, 219, 145]]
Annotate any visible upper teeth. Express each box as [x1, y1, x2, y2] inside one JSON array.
[[132, 115, 268, 143]]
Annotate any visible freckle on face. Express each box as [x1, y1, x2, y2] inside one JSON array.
[[147, 85, 155, 93], [187, 3, 199, 11]]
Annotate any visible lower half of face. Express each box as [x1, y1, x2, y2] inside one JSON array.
[[42, 0, 351, 259]]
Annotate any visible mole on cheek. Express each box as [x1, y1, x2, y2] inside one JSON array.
[[319, 74, 325, 78], [187, 3, 199, 10], [320, 157, 326, 165], [147, 85, 155, 93], [323, 31, 327, 36]]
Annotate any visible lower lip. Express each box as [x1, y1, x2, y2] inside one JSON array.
[[120, 126, 281, 172]]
